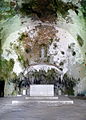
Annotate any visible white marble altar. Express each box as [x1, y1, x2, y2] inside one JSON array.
[[30, 85, 54, 96]]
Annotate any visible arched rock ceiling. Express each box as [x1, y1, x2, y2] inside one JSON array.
[[2, 19, 84, 78]]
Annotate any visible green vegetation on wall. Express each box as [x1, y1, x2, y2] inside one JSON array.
[[0, 0, 16, 21], [80, 0, 86, 18], [11, 33, 29, 68], [63, 74, 80, 95], [0, 55, 15, 81]]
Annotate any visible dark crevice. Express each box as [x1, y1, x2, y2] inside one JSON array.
[[0, 80, 5, 97]]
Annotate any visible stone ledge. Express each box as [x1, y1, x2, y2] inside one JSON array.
[[25, 96, 58, 100], [12, 100, 73, 105]]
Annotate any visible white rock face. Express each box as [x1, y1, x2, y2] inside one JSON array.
[[48, 26, 83, 76]]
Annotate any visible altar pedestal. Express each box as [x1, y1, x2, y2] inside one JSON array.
[[30, 85, 54, 96]]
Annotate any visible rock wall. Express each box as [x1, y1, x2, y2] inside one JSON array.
[[1, 0, 86, 95]]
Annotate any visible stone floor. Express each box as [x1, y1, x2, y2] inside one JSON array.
[[0, 96, 86, 120]]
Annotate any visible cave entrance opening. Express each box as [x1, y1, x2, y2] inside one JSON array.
[[0, 80, 5, 97]]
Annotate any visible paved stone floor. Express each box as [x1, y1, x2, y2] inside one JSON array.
[[0, 97, 86, 120]]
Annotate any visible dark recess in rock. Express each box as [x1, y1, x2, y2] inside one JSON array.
[[59, 62, 64, 66], [61, 51, 65, 55], [59, 68, 63, 71], [53, 43, 57, 49], [72, 51, 76, 56], [20, 0, 79, 18], [25, 48, 31, 53], [68, 45, 71, 49], [77, 35, 84, 47]]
